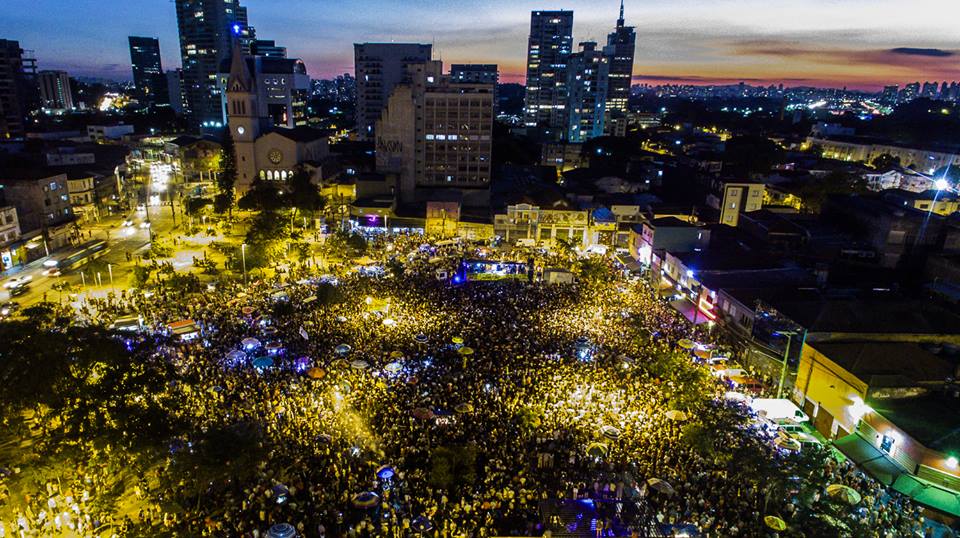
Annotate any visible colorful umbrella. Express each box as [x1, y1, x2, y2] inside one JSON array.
[[241, 337, 260, 349], [677, 339, 696, 350], [412, 407, 434, 420], [335, 343, 352, 354], [826, 484, 862, 505], [385, 362, 403, 373], [586, 442, 608, 458], [252, 357, 274, 369], [241, 306, 255, 316], [226, 350, 246, 364], [455, 403, 474, 414], [457, 346, 475, 356], [411, 516, 433, 533], [694, 348, 712, 359], [376, 465, 396, 480], [646, 478, 675, 496], [389, 350, 405, 359], [665, 410, 689, 421], [265, 341, 282, 353], [351, 491, 380, 508], [600, 425, 622, 440], [452, 336, 464, 345], [415, 334, 429, 344], [267, 523, 297, 538], [764, 515, 787, 531], [406, 375, 419, 385], [306, 367, 326, 379], [350, 359, 369, 370]]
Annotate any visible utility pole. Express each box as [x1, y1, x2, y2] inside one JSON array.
[[776, 330, 805, 399]]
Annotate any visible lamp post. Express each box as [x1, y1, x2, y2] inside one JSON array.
[[775, 329, 806, 399], [241, 243, 248, 284], [108, 263, 114, 288]]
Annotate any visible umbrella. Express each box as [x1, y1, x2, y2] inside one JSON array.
[[600, 425, 622, 440], [774, 435, 801, 452], [646, 478, 675, 496], [272, 484, 290, 504], [252, 356, 274, 369], [385, 362, 403, 373], [383, 318, 396, 326], [665, 410, 689, 421], [389, 350, 404, 360], [236, 292, 247, 298], [694, 348, 712, 359], [826, 484, 862, 505], [226, 350, 246, 364], [241, 306, 255, 316], [457, 346, 475, 356], [724, 391, 749, 402], [241, 337, 261, 349], [764, 515, 787, 531], [351, 491, 380, 508], [455, 403, 474, 413], [411, 516, 433, 533], [452, 336, 464, 345], [412, 408, 435, 420], [350, 359, 369, 370], [306, 367, 326, 379], [677, 339, 696, 350], [336, 315, 347, 322], [406, 375, 419, 385], [335, 344, 352, 355], [265, 342, 282, 353], [586, 442, 608, 458], [267, 523, 297, 538], [376, 465, 396, 480], [415, 334, 428, 344]]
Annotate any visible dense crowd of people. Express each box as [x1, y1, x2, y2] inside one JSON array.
[[0, 238, 939, 537]]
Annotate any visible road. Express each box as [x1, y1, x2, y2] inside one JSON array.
[[0, 203, 180, 308]]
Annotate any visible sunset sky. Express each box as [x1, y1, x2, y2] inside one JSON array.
[[2, 0, 958, 90]]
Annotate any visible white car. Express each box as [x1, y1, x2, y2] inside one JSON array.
[[122, 219, 134, 227], [42, 267, 62, 277], [3, 275, 32, 289]]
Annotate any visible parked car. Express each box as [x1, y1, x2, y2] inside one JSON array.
[[3, 275, 32, 289], [729, 374, 764, 395]]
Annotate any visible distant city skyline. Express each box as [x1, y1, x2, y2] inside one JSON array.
[[2, 0, 959, 90]]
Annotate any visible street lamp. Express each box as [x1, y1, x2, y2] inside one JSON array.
[[108, 263, 114, 288], [775, 329, 805, 399], [241, 243, 248, 284]]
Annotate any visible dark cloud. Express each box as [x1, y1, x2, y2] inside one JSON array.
[[889, 47, 954, 57]]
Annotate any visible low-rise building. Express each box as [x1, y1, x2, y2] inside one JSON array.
[[0, 206, 22, 269], [87, 124, 134, 143]]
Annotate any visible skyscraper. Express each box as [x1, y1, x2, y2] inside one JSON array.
[[37, 70, 74, 111], [523, 10, 574, 132], [175, 0, 249, 132], [250, 40, 286, 58], [376, 61, 494, 206], [603, 0, 635, 114], [0, 39, 35, 139], [354, 43, 433, 140], [128, 36, 167, 106], [565, 42, 609, 143], [166, 69, 185, 115]]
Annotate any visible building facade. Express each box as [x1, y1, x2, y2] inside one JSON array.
[[175, 0, 249, 131], [0, 39, 35, 139], [128, 36, 167, 106], [37, 70, 74, 111], [353, 43, 432, 140], [603, 1, 635, 115], [565, 42, 609, 143], [0, 206, 21, 269], [217, 55, 309, 128], [451, 64, 499, 111], [375, 61, 494, 206], [523, 10, 574, 132]]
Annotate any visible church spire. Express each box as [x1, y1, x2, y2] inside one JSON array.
[[227, 36, 253, 93], [617, 0, 625, 27]]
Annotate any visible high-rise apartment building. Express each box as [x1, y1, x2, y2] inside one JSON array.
[[921, 81, 939, 99], [166, 69, 185, 115], [0, 39, 35, 139], [37, 70, 74, 111], [565, 42, 609, 143], [175, 0, 249, 131], [603, 1, 635, 115], [451, 64, 499, 112], [250, 40, 286, 58], [376, 61, 494, 206], [881, 85, 899, 105], [354, 43, 432, 140], [128, 36, 167, 106], [523, 10, 574, 132]]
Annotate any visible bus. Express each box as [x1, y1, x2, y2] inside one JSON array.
[[43, 240, 109, 272]]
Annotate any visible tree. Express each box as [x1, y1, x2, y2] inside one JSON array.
[[871, 153, 900, 170], [429, 444, 478, 491], [286, 166, 326, 219], [724, 135, 785, 176], [215, 129, 237, 215], [238, 178, 284, 212]]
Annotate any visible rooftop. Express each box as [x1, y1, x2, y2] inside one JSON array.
[[812, 341, 955, 386], [772, 298, 960, 335], [869, 394, 960, 455]]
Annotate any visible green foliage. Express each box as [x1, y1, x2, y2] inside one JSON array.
[[286, 166, 326, 216], [215, 129, 237, 213], [149, 239, 174, 259], [165, 272, 202, 294], [793, 170, 868, 214], [871, 153, 900, 170], [185, 196, 212, 216], [238, 178, 284, 212], [167, 421, 267, 502], [429, 444, 478, 491], [724, 135, 785, 176], [576, 257, 613, 284], [130, 265, 154, 289]]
